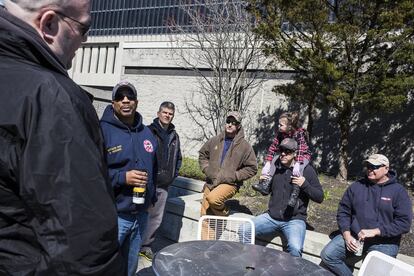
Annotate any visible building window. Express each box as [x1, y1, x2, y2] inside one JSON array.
[[89, 0, 246, 36]]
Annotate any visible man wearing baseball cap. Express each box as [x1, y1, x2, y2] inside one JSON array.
[[242, 138, 323, 257], [321, 153, 413, 276], [199, 111, 257, 221], [100, 80, 157, 275]]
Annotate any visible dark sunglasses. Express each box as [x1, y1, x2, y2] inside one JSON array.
[[113, 91, 137, 102], [280, 148, 295, 155], [366, 163, 385, 170], [225, 119, 239, 126], [226, 120, 239, 126], [54, 10, 91, 36]]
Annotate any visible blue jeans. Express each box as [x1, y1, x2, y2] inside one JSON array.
[[321, 234, 399, 276], [118, 212, 149, 276], [246, 212, 306, 257]]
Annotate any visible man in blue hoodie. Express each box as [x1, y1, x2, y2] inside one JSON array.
[[100, 81, 157, 276], [321, 154, 412, 276]]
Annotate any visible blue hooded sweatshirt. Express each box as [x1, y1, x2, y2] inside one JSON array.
[[337, 170, 412, 244], [100, 105, 157, 213]]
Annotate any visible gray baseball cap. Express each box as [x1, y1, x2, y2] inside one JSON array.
[[112, 80, 137, 100], [279, 138, 298, 151]]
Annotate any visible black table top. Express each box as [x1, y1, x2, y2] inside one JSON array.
[[152, 240, 333, 276]]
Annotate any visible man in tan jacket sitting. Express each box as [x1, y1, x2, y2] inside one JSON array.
[[199, 111, 257, 217]]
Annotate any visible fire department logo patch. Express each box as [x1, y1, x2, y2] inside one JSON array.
[[143, 140, 154, 153]]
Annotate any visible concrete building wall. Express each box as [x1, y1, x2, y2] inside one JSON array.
[[74, 35, 414, 186], [74, 36, 292, 157]]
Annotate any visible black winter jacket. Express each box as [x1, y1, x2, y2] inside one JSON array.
[[148, 118, 182, 189], [0, 9, 123, 275], [268, 160, 324, 222]]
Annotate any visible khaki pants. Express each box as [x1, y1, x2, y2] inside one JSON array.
[[200, 183, 237, 217], [200, 183, 238, 240]]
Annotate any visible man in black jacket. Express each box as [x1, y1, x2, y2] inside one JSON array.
[[0, 1, 123, 275], [140, 101, 182, 261], [244, 138, 323, 257]]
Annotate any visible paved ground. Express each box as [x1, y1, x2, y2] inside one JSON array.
[[136, 235, 175, 276]]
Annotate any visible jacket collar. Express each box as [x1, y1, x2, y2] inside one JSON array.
[[101, 105, 144, 131], [0, 8, 67, 76], [363, 170, 398, 187], [218, 126, 245, 144], [151, 118, 175, 134]]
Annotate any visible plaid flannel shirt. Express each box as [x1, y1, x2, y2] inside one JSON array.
[[265, 128, 311, 163]]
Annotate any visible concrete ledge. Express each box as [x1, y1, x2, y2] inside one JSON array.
[[159, 193, 202, 242], [166, 193, 202, 219], [173, 177, 204, 192], [167, 176, 204, 198], [160, 182, 414, 275]]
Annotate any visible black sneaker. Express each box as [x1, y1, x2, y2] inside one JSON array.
[[139, 248, 153, 262], [252, 178, 271, 196], [287, 184, 300, 207]]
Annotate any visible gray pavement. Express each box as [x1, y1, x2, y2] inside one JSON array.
[[136, 235, 175, 276]]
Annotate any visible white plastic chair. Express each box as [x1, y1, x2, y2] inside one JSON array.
[[197, 215, 255, 244], [358, 250, 414, 276]]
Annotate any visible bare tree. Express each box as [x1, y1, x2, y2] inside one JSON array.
[[169, 0, 265, 141]]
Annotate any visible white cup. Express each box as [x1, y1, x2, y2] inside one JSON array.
[[354, 240, 364, 256]]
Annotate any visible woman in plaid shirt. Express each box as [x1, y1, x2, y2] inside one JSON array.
[[253, 112, 312, 206]]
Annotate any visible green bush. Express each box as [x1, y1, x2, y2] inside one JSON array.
[[323, 190, 331, 201], [178, 157, 205, 181], [236, 164, 262, 197], [237, 175, 260, 197]]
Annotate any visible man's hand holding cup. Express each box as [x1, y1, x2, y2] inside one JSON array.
[[126, 170, 148, 187]]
